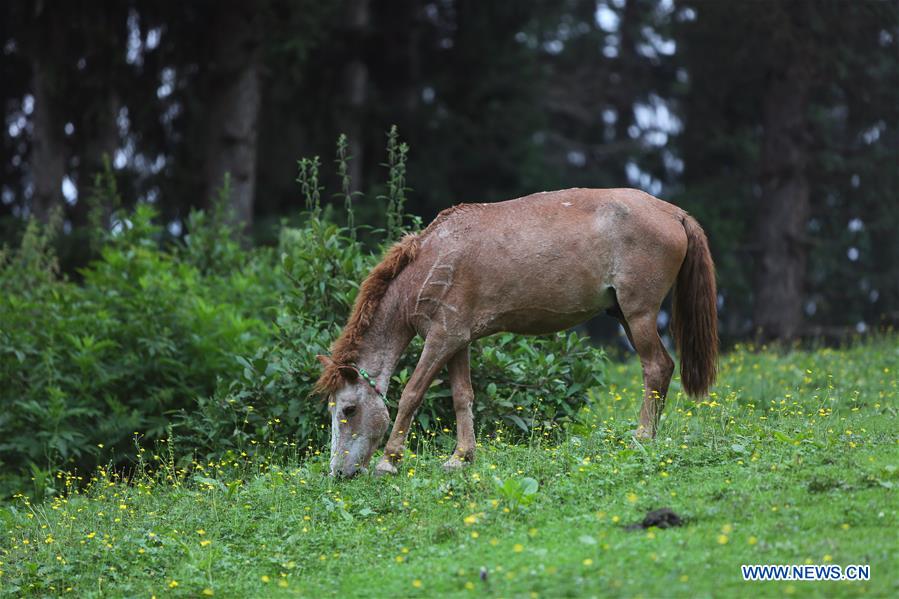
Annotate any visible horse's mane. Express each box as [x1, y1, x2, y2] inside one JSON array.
[[313, 205, 475, 395], [313, 233, 420, 394]]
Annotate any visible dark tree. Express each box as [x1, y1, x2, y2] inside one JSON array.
[[21, 3, 67, 223], [202, 2, 264, 230], [752, 3, 816, 341], [1, 0, 896, 341], [338, 0, 370, 194]]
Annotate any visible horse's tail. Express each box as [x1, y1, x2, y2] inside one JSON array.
[[672, 214, 718, 397]]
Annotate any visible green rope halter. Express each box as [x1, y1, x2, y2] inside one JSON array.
[[355, 366, 387, 402]]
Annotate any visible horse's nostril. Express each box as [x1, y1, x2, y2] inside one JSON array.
[[343, 405, 357, 419]]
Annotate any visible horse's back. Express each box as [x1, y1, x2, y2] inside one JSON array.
[[426, 188, 687, 261], [431, 187, 683, 231], [413, 189, 688, 337]]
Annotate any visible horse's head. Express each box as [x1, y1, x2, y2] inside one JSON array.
[[316, 356, 390, 477]]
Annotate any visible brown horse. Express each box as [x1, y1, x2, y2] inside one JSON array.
[[315, 188, 717, 477]]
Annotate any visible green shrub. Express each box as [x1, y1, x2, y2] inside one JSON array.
[[0, 203, 268, 495], [173, 217, 371, 458]]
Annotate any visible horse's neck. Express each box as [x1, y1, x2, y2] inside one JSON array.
[[355, 285, 414, 396]]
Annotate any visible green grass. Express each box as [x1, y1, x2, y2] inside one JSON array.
[[2, 338, 897, 598]]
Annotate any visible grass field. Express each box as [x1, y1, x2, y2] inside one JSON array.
[[1, 337, 897, 598]]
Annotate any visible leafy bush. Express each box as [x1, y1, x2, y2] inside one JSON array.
[[0, 203, 268, 495], [174, 217, 371, 457], [0, 131, 607, 494]]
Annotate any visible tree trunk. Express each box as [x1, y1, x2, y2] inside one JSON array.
[[30, 54, 66, 223], [76, 92, 120, 226], [338, 0, 370, 194], [404, 2, 422, 117], [753, 30, 813, 341], [204, 3, 262, 232], [610, 0, 639, 142]]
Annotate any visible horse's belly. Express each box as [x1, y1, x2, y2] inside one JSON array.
[[474, 284, 615, 337]]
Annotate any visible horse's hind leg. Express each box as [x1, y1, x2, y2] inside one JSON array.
[[443, 346, 475, 471], [619, 307, 675, 439]]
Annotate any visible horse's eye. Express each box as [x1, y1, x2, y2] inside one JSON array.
[[343, 405, 357, 419]]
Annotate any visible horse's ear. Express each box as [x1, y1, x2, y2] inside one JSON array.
[[338, 364, 359, 381], [316, 355, 334, 368]]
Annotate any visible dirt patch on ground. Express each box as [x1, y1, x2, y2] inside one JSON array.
[[625, 508, 684, 530]]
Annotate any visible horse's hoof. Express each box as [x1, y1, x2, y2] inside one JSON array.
[[374, 459, 398, 477], [442, 456, 468, 471], [634, 426, 655, 441]]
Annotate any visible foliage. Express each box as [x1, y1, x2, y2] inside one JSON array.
[[381, 125, 411, 241], [0, 184, 268, 494], [335, 133, 357, 241], [493, 475, 539, 511], [296, 156, 323, 217], [1, 339, 896, 596], [173, 216, 367, 461]]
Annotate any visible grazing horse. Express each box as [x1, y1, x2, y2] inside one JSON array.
[[315, 188, 718, 477]]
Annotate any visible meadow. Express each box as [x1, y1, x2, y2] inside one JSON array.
[[2, 337, 896, 598]]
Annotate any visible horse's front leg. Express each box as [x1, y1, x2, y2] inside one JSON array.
[[443, 345, 475, 471], [375, 334, 461, 476]]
